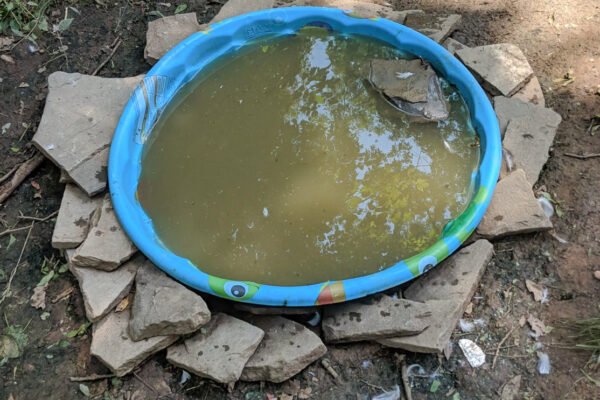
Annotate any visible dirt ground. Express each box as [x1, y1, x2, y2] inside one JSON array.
[[1, 0, 599, 399]]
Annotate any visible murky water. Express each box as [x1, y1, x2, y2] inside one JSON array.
[[138, 29, 480, 286]]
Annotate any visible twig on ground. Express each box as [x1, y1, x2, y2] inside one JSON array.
[[18, 210, 58, 222], [70, 373, 114, 382], [359, 379, 384, 391], [92, 38, 123, 76], [0, 153, 45, 206], [52, 286, 75, 303], [133, 371, 158, 394], [400, 356, 413, 400], [492, 326, 517, 369], [0, 225, 31, 238], [564, 153, 600, 160], [0, 223, 34, 306], [0, 164, 20, 185], [321, 358, 340, 381]]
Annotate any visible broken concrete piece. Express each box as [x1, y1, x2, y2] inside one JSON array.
[[144, 13, 202, 65], [442, 37, 468, 55], [493, 96, 561, 137], [129, 260, 211, 341], [211, 0, 276, 23], [166, 313, 264, 384], [281, 1, 419, 24], [511, 75, 545, 106], [321, 295, 431, 343], [369, 59, 449, 121], [52, 184, 102, 249], [32, 72, 143, 196], [404, 239, 493, 302], [91, 309, 177, 377], [377, 299, 462, 353], [71, 195, 137, 271], [502, 116, 561, 185], [378, 240, 492, 353], [404, 13, 462, 43], [455, 44, 533, 97], [70, 255, 142, 322], [477, 169, 553, 238], [240, 316, 327, 383]]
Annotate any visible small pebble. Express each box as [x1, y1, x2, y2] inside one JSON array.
[[594, 271, 600, 281]]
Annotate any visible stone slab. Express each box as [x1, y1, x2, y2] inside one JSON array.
[[32, 72, 143, 196], [144, 13, 202, 65], [378, 240, 492, 353], [90, 309, 177, 377], [502, 116, 561, 186], [211, 0, 276, 24], [404, 13, 461, 43], [71, 195, 138, 271], [240, 316, 327, 383], [369, 58, 432, 102], [166, 313, 264, 384], [52, 184, 102, 249], [321, 295, 431, 343], [404, 239, 493, 302], [456, 43, 533, 97], [281, 0, 418, 24], [494, 95, 561, 137], [477, 169, 553, 238], [70, 255, 142, 322], [511, 75, 545, 106], [442, 37, 468, 55], [129, 259, 211, 341], [377, 299, 462, 353]]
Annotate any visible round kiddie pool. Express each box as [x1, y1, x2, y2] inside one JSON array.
[[109, 7, 501, 307]]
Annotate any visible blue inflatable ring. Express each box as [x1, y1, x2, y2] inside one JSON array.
[[109, 7, 501, 306]]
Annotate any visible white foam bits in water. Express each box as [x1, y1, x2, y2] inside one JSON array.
[[137, 29, 480, 285]]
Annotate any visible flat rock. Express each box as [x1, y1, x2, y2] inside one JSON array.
[[321, 295, 431, 343], [503, 116, 561, 185], [369, 59, 449, 121], [455, 43, 533, 97], [52, 184, 102, 249], [378, 240, 492, 353], [377, 299, 462, 353], [32, 72, 143, 196], [71, 195, 138, 271], [166, 313, 264, 384], [511, 75, 545, 106], [442, 37, 468, 55], [477, 169, 553, 238], [240, 316, 327, 383], [211, 0, 276, 23], [234, 303, 318, 316], [282, 1, 418, 24], [404, 239, 493, 302], [494, 96, 561, 137], [70, 255, 142, 322], [91, 309, 177, 377], [144, 13, 202, 65], [404, 13, 462, 43], [129, 260, 211, 341]]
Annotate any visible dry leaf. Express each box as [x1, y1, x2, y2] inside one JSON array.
[[1, 54, 15, 64], [279, 395, 293, 400], [501, 375, 521, 400], [18, 82, 29, 88], [525, 279, 544, 302], [464, 302, 473, 315], [298, 387, 312, 399], [519, 316, 526, 327], [115, 293, 132, 312], [527, 315, 546, 338], [30, 284, 48, 310]]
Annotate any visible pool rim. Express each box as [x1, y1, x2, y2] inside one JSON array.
[[108, 6, 502, 306]]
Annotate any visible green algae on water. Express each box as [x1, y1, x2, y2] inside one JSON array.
[[137, 29, 480, 286]]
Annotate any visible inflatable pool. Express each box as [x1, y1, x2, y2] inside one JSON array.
[[108, 7, 501, 306]]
